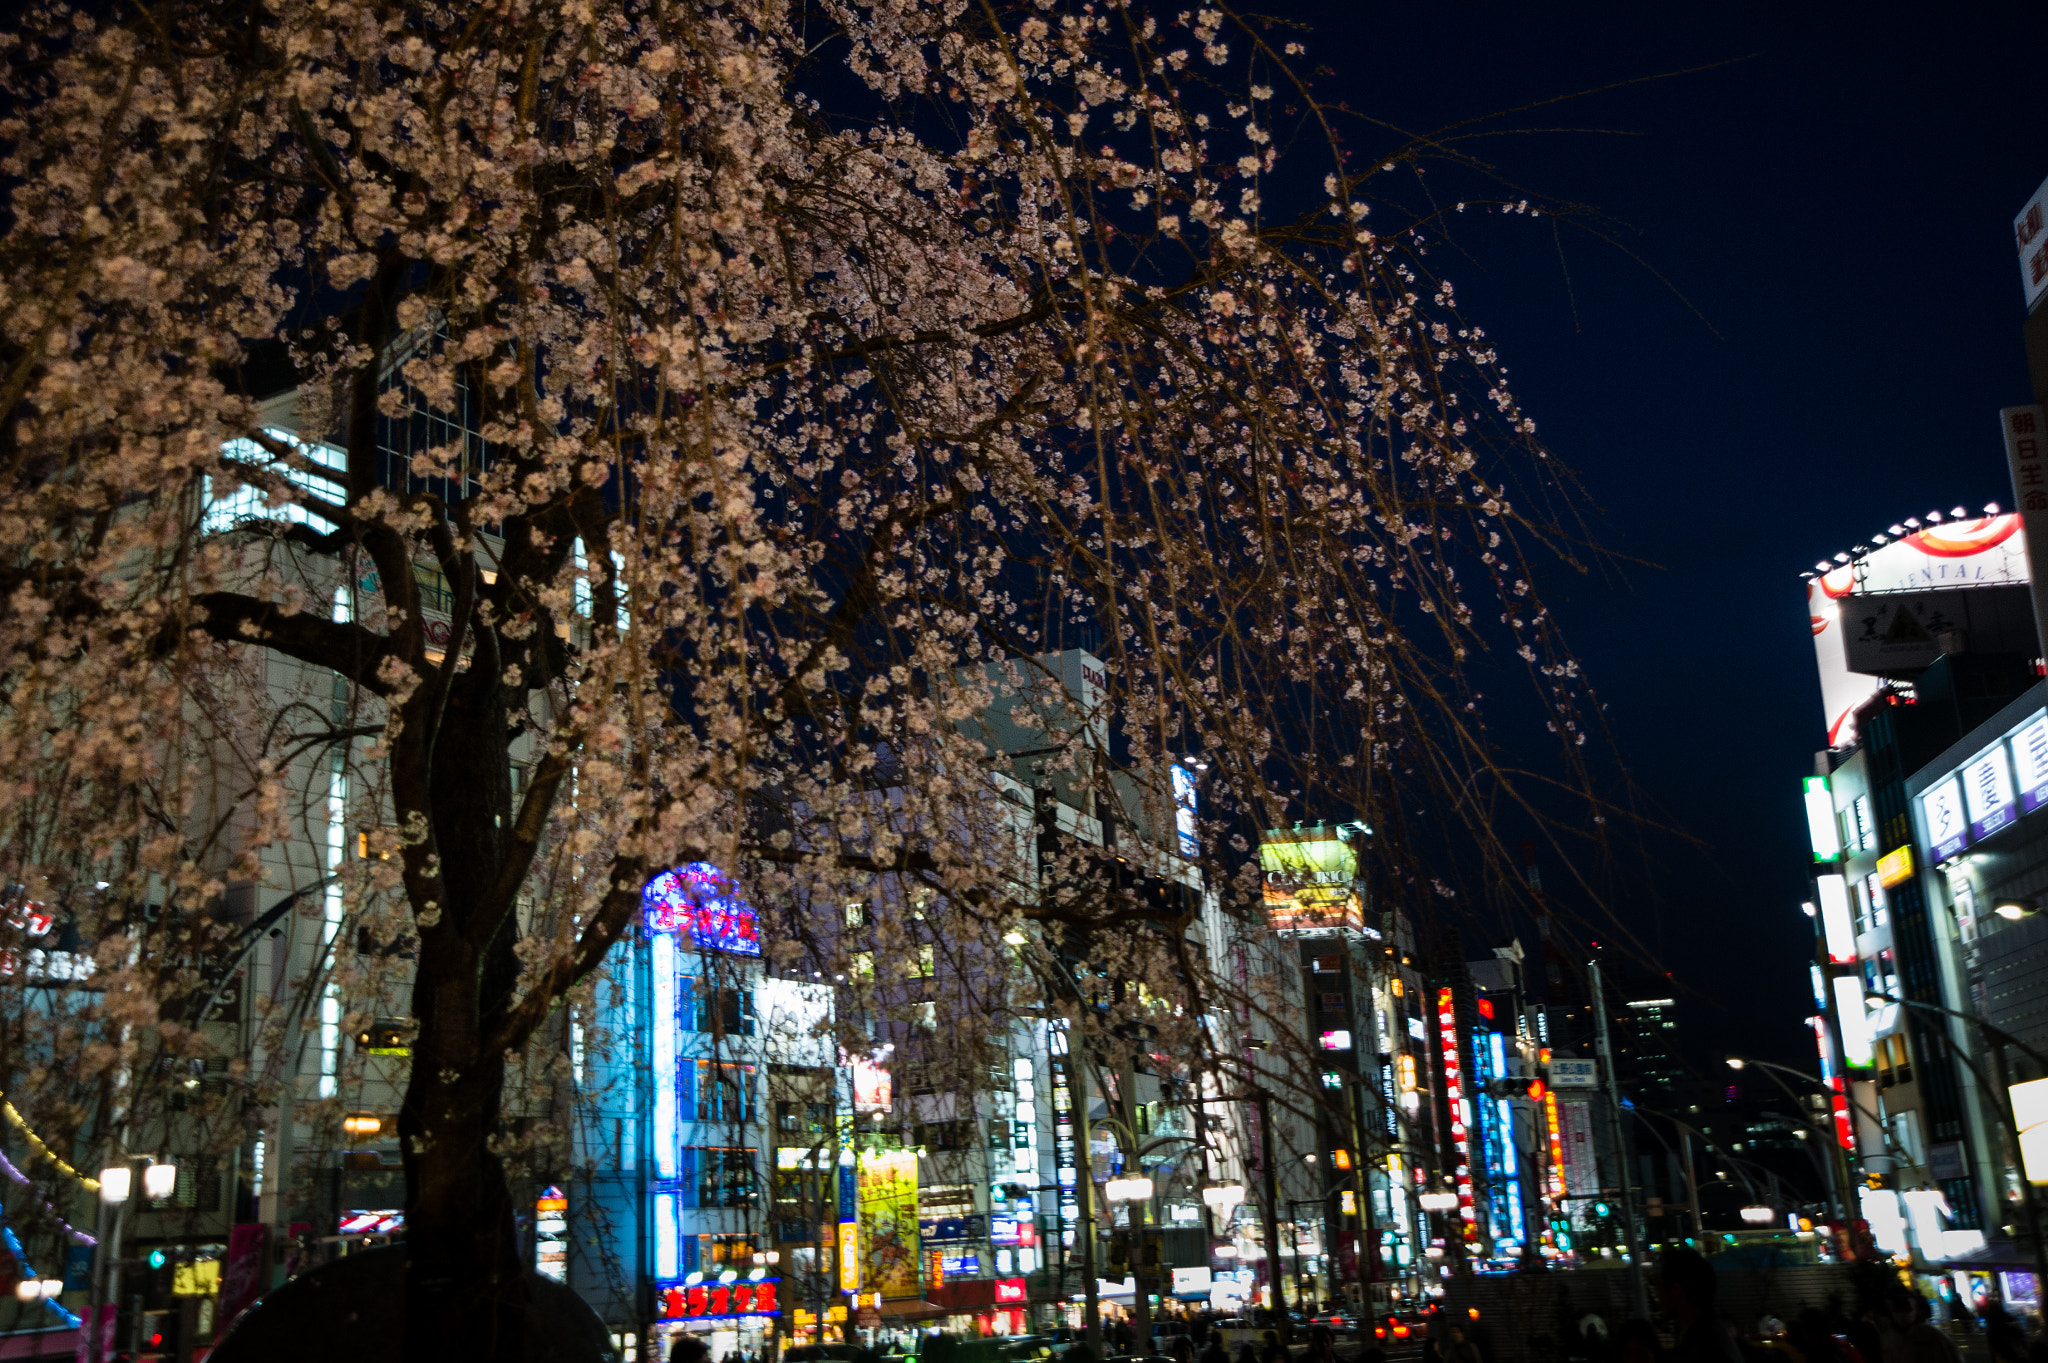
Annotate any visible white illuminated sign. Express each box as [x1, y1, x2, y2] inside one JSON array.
[[1832, 975, 1874, 1068], [655, 1193, 681, 1279], [1964, 744, 2018, 841], [2018, 177, 2048, 310], [1920, 775, 1969, 863], [1816, 874, 1856, 963], [2012, 714, 2048, 814], [2014, 1077, 2048, 1185], [1804, 777, 1841, 861]]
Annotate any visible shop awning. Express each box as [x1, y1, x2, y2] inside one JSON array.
[[877, 1297, 949, 1320], [1943, 1240, 2036, 1268]]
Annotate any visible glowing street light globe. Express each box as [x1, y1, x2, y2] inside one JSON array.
[[98, 1166, 131, 1204], [1201, 1183, 1246, 1217]]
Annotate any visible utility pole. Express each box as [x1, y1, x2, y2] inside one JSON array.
[[1346, 1076, 1376, 1312], [1072, 1018, 1102, 1354], [1254, 1091, 1291, 1340], [1679, 1127, 1704, 1244], [1589, 960, 1649, 1317]]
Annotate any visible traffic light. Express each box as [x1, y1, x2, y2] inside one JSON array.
[[1106, 1231, 1131, 1275], [146, 1248, 167, 1270], [1593, 1202, 1612, 1218], [138, 1307, 177, 1360]]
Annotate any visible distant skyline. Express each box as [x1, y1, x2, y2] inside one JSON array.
[[1279, 0, 2048, 1070]]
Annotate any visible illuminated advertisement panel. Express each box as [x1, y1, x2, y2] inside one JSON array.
[[1965, 744, 2018, 841], [838, 1221, 860, 1292], [1812, 1015, 1856, 1151], [1557, 1099, 1597, 1197], [850, 1049, 894, 1113], [857, 1149, 920, 1298], [535, 1186, 568, 1283], [2013, 713, 2048, 813], [1876, 846, 1915, 888], [642, 863, 762, 956], [1806, 514, 2029, 746], [1920, 775, 1969, 863], [1172, 765, 1199, 858], [1260, 827, 1364, 935], [1049, 1024, 1079, 1248]]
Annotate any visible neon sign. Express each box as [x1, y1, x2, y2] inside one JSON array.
[[1536, 1080, 1566, 1198], [658, 1279, 780, 1319], [643, 863, 761, 956], [1437, 988, 1476, 1237]]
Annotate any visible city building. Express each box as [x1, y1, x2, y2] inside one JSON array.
[[1800, 505, 2048, 1291]]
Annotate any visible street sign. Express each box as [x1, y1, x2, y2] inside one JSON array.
[[1549, 1058, 1598, 1088]]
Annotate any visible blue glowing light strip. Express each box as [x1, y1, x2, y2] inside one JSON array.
[[652, 932, 679, 1182], [0, 1219, 81, 1327]]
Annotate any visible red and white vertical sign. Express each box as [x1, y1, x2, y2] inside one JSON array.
[[1436, 988, 1476, 1235], [2017, 179, 2048, 312], [2000, 405, 2048, 660]]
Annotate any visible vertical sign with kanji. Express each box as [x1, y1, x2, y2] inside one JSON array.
[[2000, 405, 2048, 658], [2018, 177, 2048, 312]]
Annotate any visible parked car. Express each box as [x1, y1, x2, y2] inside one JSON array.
[[787, 1345, 881, 1363]]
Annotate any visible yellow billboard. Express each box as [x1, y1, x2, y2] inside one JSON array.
[[1259, 825, 1365, 935], [857, 1148, 920, 1298]]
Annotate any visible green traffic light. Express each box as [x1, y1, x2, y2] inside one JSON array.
[[1593, 1202, 1611, 1217], [147, 1249, 166, 1270]]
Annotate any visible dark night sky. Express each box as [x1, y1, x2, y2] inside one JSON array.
[[1282, 1, 2048, 1071]]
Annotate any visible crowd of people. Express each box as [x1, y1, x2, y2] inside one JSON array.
[[664, 1252, 2044, 1363], [1548, 1249, 2043, 1363]]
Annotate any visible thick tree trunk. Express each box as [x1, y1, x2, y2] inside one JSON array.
[[398, 667, 529, 1359], [400, 1041, 527, 1361]]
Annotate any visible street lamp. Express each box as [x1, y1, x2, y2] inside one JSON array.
[[1995, 897, 2039, 922], [1739, 1207, 1777, 1226], [1721, 1054, 1856, 1233], [1201, 1182, 1246, 1219], [1105, 1176, 1155, 1203], [97, 1166, 131, 1205], [142, 1161, 177, 1202]]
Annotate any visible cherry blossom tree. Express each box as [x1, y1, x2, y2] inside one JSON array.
[[0, 0, 1594, 1355]]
